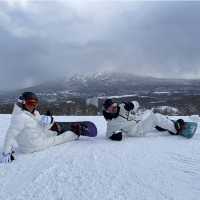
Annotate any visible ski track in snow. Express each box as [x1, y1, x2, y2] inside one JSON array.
[[0, 115, 200, 200]]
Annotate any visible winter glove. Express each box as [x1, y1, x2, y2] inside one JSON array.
[[46, 110, 53, 116], [40, 115, 54, 128], [123, 102, 135, 112], [123, 101, 140, 114], [109, 131, 123, 141], [0, 152, 15, 163]]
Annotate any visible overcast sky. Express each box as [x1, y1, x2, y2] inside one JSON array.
[[0, 0, 200, 90]]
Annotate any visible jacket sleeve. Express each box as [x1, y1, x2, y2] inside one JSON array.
[[35, 110, 54, 131], [3, 114, 25, 154], [106, 118, 126, 138], [118, 103, 137, 121]]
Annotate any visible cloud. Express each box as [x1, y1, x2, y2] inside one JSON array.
[[0, 1, 200, 90]]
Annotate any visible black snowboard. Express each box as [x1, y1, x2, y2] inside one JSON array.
[[57, 121, 97, 137]]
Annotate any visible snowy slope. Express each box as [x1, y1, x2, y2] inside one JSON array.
[[0, 115, 200, 200]]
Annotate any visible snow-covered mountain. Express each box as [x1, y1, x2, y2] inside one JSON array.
[[28, 72, 200, 97], [1, 72, 200, 99], [0, 72, 200, 115], [0, 114, 200, 200]]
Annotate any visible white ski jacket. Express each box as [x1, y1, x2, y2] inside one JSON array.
[[3, 104, 77, 154], [105, 103, 177, 138]]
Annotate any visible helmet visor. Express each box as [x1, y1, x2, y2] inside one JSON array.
[[25, 100, 39, 107]]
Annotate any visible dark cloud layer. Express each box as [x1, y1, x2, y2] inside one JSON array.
[[0, 1, 200, 90]]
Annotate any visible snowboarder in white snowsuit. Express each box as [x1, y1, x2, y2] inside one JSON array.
[[102, 99, 185, 141], [0, 92, 80, 163]]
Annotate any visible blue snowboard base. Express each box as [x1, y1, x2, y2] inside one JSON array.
[[178, 121, 198, 139]]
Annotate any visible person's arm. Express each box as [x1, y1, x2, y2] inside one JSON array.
[[38, 110, 54, 130], [3, 114, 25, 155], [119, 102, 140, 121], [103, 108, 126, 141], [39, 115, 54, 129], [106, 118, 125, 141]]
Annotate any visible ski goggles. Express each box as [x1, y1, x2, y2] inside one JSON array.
[[25, 100, 39, 106]]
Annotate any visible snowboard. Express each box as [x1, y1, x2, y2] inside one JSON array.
[[178, 121, 198, 139], [56, 121, 97, 137]]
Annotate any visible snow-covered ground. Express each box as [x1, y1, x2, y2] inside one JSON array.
[[0, 114, 200, 200]]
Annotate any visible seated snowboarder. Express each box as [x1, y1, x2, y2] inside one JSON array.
[[102, 99, 185, 141], [0, 92, 81, 163]]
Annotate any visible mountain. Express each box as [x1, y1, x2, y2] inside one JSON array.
[[5, 72, 200, 96], [0, 72, 200, 115]]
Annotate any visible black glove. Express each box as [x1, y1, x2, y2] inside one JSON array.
[[46, 110, 53, 116], [123, 102, 134, 112], [109, 132, 123, 141], [11, 152, 15, 161]]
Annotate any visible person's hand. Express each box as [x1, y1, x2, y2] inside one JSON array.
[[46, 110, 53, 116], [123, 101, 140, 113], [0, 152, 13, 163], [124, 102, 134, 112], [40, 115, 54, 127], [110, 131, 123, 141]]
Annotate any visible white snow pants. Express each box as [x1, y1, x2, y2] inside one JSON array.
[[42, 131, 78, 148], [19, 131, 77, 153], [127, 111, 177, 137]]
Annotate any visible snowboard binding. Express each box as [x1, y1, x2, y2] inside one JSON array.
[[174, 119, 186, 134], [70, 123, 89, 136]]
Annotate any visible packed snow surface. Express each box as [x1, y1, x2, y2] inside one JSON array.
[[0, 115, 200, 200]]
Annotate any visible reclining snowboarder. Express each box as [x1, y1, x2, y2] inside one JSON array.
[[0, 92, 81, 163], [102, 99, 185, 141]]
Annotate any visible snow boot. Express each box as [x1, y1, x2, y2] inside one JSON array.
[[174, 119, 186, 134]]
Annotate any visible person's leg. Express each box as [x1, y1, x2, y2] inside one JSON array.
[[137, 110, 156, 136], [127, 110, 156, 137], [45, 130, 57, 137], [153, 113, 177, 134], [41, 131, 78, 150], [128, 110, 177, 137]]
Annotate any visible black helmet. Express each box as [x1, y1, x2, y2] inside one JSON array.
[[17, 92, 38, 104], [22, 92, 38, 101]]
